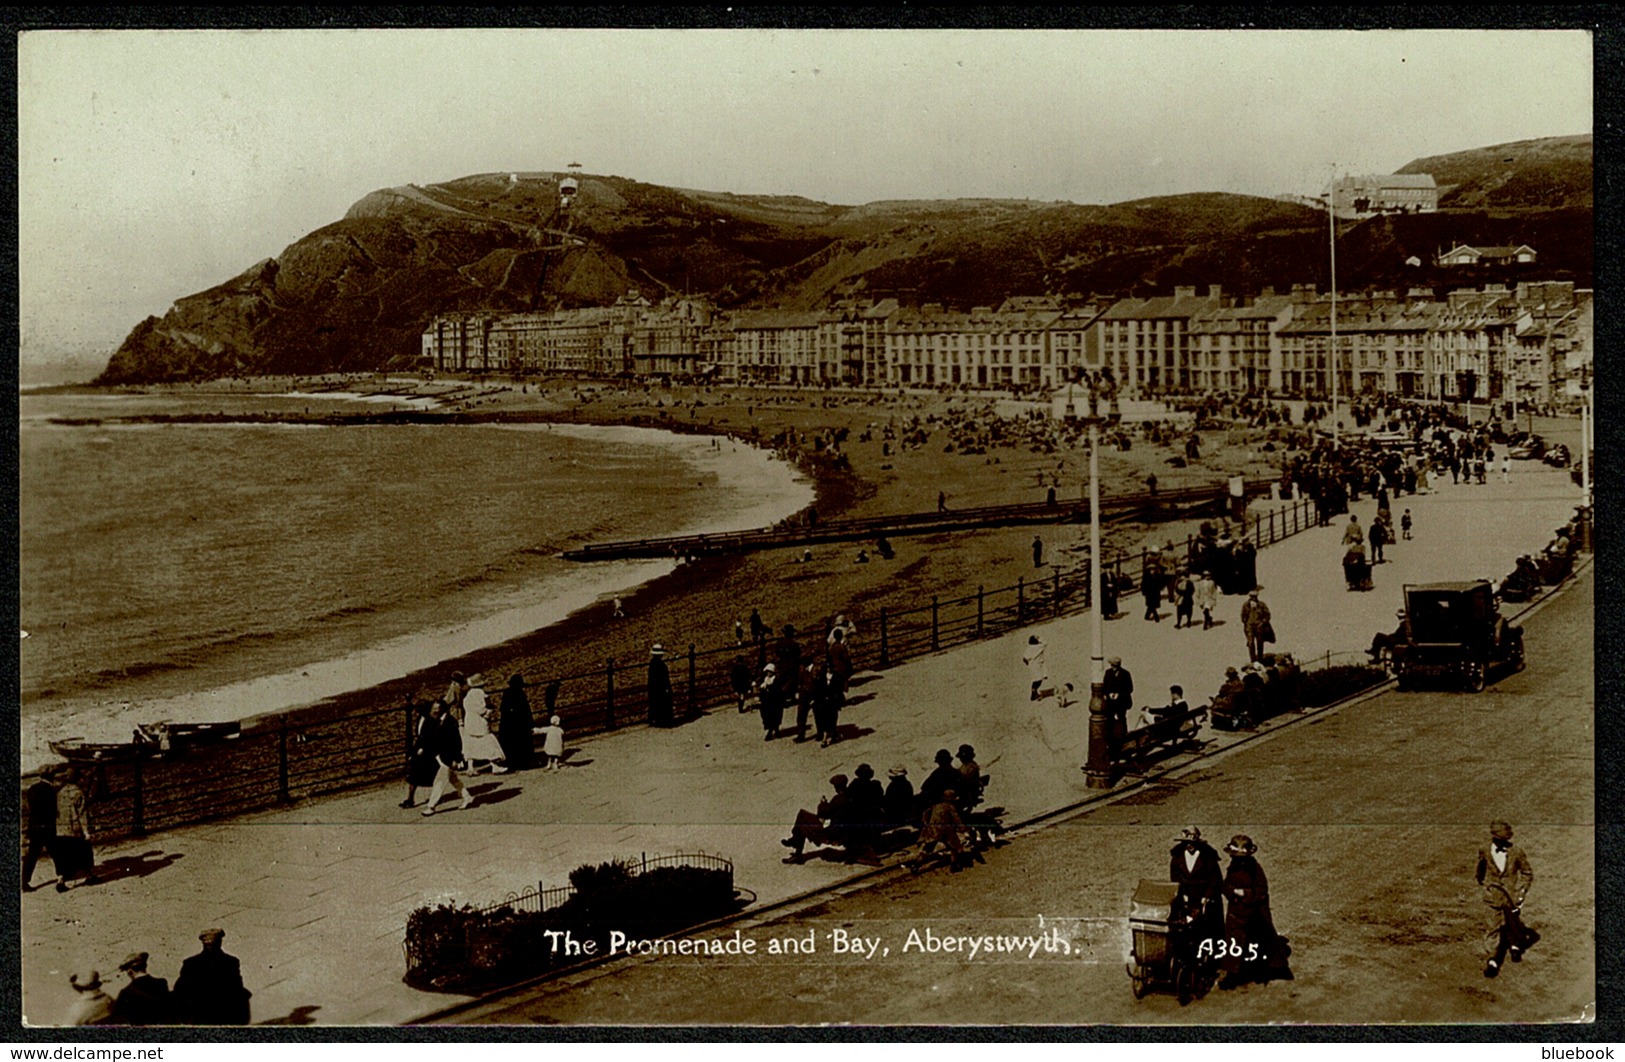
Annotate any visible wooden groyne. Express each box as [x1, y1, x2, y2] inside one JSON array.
[[562, 480, 1275, 561]]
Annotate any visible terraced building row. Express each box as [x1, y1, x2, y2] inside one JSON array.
[[421, 280, 1592, 406]]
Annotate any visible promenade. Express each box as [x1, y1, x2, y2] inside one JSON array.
[[19, 461, 1588, 1027]]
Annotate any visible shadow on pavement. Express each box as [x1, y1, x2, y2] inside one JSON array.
[[92, 850, 184, 884], [259, 1004, 322, 1025]]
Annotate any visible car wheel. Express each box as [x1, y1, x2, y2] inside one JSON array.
[[1466, 663, 1486, 693]]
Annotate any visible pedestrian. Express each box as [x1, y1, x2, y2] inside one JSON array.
[[109, 952, 172, 1026], [1169, 827, 1225, 946], [826, 626, 854, 709], [730, 654, 754, 713], [1142, 563, 1165, 623], [809, 663, 840, 747], [172, 928, 251, 1025], [1023, 634, 1048, 701], [462, 674, 506, 773], [1102, 656, 1134, 749], [1369, 515, 1387, 564], [757, 662, 786, 740], [442, 670, 468, 729], [1342, 514, 1364, 547], [401, 701, 441, 808], [938, 490, 948, 513], [1477, 820, 1539, 978], [1501, 454, 1512, 483], [646, 644, 675, 727], [421, 701, 473, 816], [1194, 571, 1219, 631], [1218, 835, 1293, 989], [539, 715, 565, 770], [51, 768, 97, 892], [1146, 472, 1159, 495], [21, 770, 57, 892], [1032, 535, 1044, 568], [62, 969, 114, 1026], [734, 617, 746, 645], [612, 596, 625, 619], [749, 608, 768, 648], [1240, 590, 1273, 664], [775, 625, 806, 739], [1401, 508, 1413, 540], [1173, 569, 1196, 629], [497, 674, 536, 771]]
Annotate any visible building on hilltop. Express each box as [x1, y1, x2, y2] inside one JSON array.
[[1437, 244, 1538, 267], [1328, 174, 1438, 219]]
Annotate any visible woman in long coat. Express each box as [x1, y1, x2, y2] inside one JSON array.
[[497, 674, 536, 770], [646, 645, 675, 727], [401, 701, 441, 808], [756, 662, 786, 739], [1218, 835, 1293, 988]]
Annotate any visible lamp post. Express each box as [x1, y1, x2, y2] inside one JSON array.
[[1076, 370, 1123, 789]]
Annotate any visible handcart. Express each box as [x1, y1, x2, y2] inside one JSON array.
[[1127, 879, 1213, 1004]]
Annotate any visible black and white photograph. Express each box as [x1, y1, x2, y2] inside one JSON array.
[[15, 24, 1598, 1031]]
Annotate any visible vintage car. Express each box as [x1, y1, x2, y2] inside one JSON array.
[[1392, 580, 1524, 692]]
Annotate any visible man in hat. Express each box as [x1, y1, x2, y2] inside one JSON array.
[[1240, 589, 1272, 664], [781, 774, 855, 864], [63, 969, 114, 1026], [1477, 820, 1537, 977], [109, 952, 172, 1025], [172, 928, 251, 1025], [1102, 657, 1134, 750], [21, 769, 58, 891], [646, 644, 674, 727], [1169, 827, 1225, 946], [421, 698, 473, 816]]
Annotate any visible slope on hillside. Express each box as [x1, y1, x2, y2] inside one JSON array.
[[1398, 134, 1592, 210]]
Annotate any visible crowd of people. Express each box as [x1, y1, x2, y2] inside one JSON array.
[[403, 671, 567, 814], [59, 929, 252, 1026], [780, 743, 997, 872]]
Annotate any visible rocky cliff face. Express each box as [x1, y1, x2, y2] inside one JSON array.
[[97, 136, 1592, 384]]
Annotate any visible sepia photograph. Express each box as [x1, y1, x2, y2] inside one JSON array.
[[15, 23, 1598, 1033]]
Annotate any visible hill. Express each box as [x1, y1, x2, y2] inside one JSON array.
[[96, 136, 1593, 384]]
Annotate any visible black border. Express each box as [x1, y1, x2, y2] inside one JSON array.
[[2, 6, 1615, 1047]]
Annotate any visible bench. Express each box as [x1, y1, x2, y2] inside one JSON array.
[[1117, 705, 1207, 767]]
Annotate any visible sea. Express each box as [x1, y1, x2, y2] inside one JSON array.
[[17, 387, 813, 770]]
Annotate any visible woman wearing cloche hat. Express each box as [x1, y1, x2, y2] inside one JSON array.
[[1218, 834, 1293, 990]]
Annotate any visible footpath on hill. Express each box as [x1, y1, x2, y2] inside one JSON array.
[[20, 461, 1588, 1027]]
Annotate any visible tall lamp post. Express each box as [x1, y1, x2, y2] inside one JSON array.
[[1075, 370, 1123, 789]]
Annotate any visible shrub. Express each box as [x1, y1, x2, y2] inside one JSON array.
[[1298, 664, 1387, 708], [403, 858, 737, 993]]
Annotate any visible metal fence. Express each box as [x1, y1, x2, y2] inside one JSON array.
[[76, 496, 1320, 843]]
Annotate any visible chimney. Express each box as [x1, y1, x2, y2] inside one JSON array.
[[1208, 284, 1223, 300], [1174, 285, 1197, 300], [1261, 285, 1276, 297]]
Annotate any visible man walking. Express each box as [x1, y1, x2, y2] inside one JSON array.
[[1195, 571, 1219, 631], [1240, 590, 1272, 664], [21, 770, 57, 892], [421, 701, 473, 816], [1477, 820, 1538, 978]]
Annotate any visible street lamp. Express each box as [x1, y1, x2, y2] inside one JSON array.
[[1074, 369, 1123, 789]]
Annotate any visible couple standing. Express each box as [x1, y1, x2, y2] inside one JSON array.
[[1168, 827, 1294, 990]]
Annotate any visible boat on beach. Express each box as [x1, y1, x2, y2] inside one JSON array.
[[48, 721, 242, 763]]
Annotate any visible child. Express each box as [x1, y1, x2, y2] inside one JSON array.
[[1401, 509, 1413, 540], [540, 715, 565, 771]]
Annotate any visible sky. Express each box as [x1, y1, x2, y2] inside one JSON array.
[[17, 27, 1594, 360]]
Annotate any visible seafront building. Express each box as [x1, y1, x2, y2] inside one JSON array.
[[420, 280, 1592, 407]]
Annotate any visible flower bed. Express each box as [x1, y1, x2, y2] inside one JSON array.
[[404, 856, 739, 994], [1297, 663, 1388, 708]]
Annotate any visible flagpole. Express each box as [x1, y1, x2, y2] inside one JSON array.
[[1329, 169, 1339, 448]]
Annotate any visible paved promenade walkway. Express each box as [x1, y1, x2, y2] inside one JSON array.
[[20, 462, 1588, 1026]]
